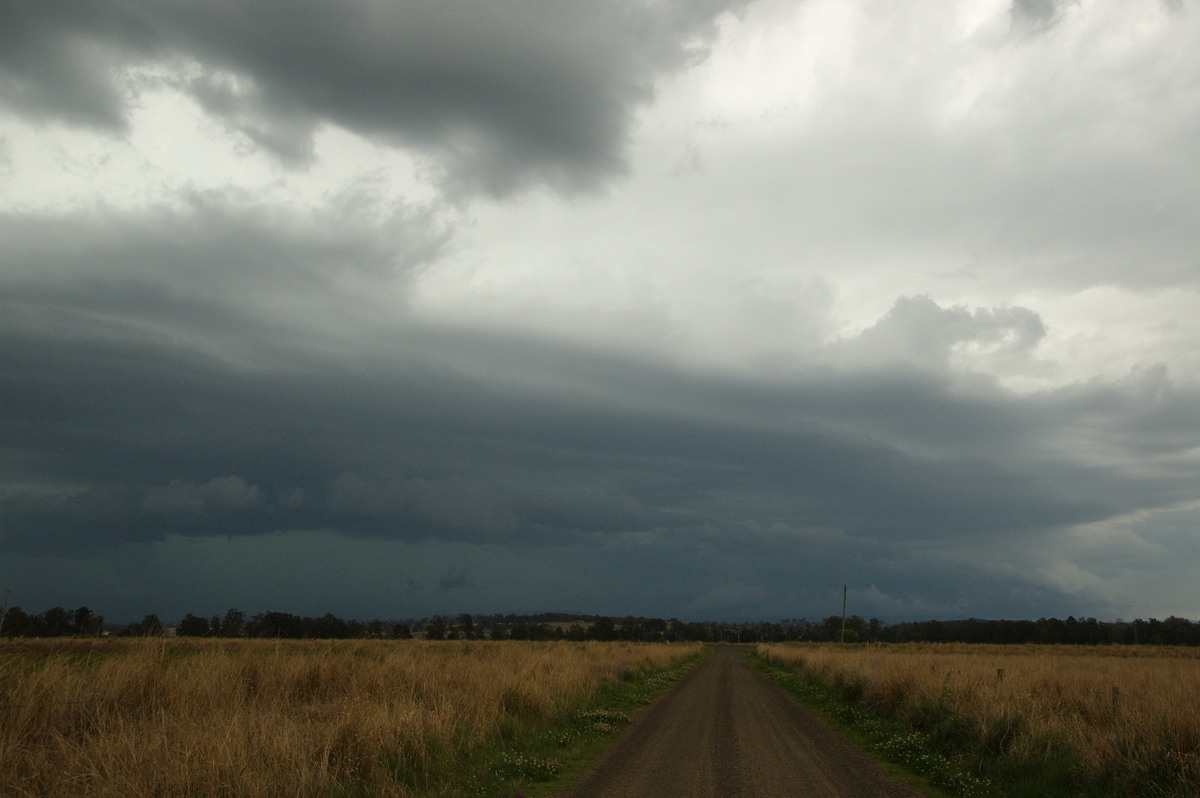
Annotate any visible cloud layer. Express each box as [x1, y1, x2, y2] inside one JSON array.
[[2, 0, 1199, 623], [2, 0, 739, 195]]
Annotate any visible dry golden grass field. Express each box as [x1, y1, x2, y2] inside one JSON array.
[[758, 642, 1200, 795], [0, 638, 699, 797]]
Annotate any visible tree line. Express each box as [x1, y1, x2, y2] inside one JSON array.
[[3, 605, 1199, 647], [0, 605, 105, 637]]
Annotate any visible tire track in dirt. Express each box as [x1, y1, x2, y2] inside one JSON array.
[[560, 646, 920, 798]]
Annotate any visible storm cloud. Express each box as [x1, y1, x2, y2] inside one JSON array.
[[0, 0, 741, 195], [2, 0, 1199, 623]]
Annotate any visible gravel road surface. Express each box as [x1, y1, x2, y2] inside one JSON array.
[[561, 646, 921, 798]]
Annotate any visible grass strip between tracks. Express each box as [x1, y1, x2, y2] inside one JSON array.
[[432, 647, 710, 798]]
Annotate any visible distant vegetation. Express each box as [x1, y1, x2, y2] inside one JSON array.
[[4, 604, 1200, 645]]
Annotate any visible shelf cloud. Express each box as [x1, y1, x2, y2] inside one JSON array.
[[2, 0, 1199, 623]]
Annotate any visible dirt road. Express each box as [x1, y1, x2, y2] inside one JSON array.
[[561, 646, 920, 798]]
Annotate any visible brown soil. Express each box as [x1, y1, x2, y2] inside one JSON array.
[[560, 646, 922, 798]]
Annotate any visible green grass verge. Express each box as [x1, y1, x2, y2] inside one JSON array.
[[747, 649, 1184, 798], [744, 648, 1200, 796], [748, 649, 997, 798], [418, 647, 711, 798]]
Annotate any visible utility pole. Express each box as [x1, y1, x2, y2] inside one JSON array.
[[840, 584, 847, 644]]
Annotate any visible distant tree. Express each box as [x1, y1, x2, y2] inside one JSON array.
[[140, 614, 163, 636], [489, 624, 508, 641], [620, 616, 641, 641], [73, 606, 96, 635], [209, 615, 222, 636], [1161, 616, 1199, 646], [41, 606, 72, 636], [667, 618, 688, 642], [251, 611, 304, 638], [589, 617, 616, 642], [313, 612, 350, 639], [1036, 617, 1067, 644], [867, 617, 883, 642], [177, 613, 210, 637], [222, 608, 246, 638], [424, 616, 447, 640], [0, 606, 29, 637], [394, 622, 413, 640], [457, 613, 477, 639]]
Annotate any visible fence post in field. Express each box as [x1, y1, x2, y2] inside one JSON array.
[[1111, 686, 1120, 709], [996, 668, 1005, 682]]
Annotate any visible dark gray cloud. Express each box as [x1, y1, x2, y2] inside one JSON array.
[[1010, 0, 1072, 33], [0, 1, 158, 129], [3, 2, 1198, 624], [0, 193, 448, 369], [437, 566, 474, 592], [0, 0, 743, 195], [4, 207, 1196, 612], [3, 197, 1197, 619]]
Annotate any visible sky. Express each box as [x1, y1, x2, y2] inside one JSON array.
[[2, 0, 1199, 625]]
